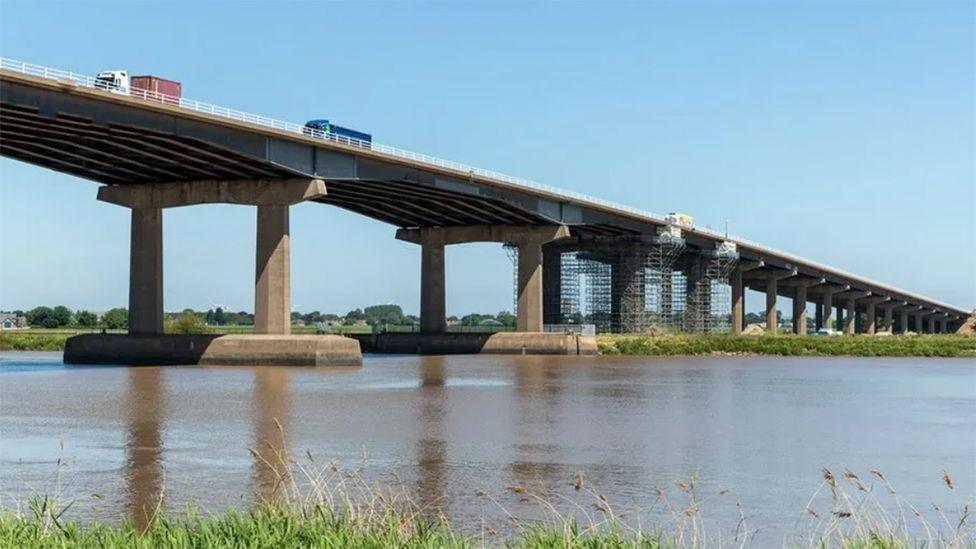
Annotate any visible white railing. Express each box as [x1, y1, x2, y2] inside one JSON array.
[[0, 57, 966, 313]]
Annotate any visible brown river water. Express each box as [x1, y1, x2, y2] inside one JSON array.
[[1, 352, 973, 543]]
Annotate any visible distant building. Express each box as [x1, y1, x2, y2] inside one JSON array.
[[0, 313, 27, 331]]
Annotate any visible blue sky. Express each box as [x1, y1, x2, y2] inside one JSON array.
[[1, 2, 973, 316]]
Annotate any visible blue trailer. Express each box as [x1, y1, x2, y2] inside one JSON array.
[[303, 119, 372, 148]]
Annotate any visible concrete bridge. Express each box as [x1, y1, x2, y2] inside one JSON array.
[[0, 59, 968, 364]]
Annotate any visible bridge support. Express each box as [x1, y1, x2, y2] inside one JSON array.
[[611, 250, 646, 333], [731, 261, 762, 335], [420, 240, 447, 334], [744, 268, 795, 335], [98, 178, 326, 337], [839, 291, 871, 335], [398, 224, 570, 333], [914, 313, 924, 333], [784, 278, 823, 335], [881, 304, 895, 333], [814, 284, 848, 333], [129, 207, 164, 335], [861, 297, 889, 335], [542, 247, 562, 325], [254, 205, 291, 335]]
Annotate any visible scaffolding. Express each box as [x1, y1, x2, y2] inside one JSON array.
[[504, 238, 738, 334], [504, 244, 518, 314], [681, 246, 739, 333]]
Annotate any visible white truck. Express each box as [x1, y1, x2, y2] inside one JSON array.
[[94, 70, 129, 94]]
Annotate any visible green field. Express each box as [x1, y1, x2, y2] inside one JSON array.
[[597, 333, 976, 358]]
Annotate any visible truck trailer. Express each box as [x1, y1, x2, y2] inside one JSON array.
[[130, 75, 182, 106], [94, 70, 182, 106], [303, 119, 372, 149]]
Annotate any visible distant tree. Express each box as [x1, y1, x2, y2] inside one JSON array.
[[744, 312, 763, 325], [447, 315, 459, 322], [404, 314, 419, 326], [213, 307, 226, 326], [364, 304, 403, 326], [461, 313, 493, 326], [76, 310, 97, 327], [102, 308, 128, 330], [344, 309, 365, 322], [321, 313, 340, 322], [166, 311, 209, 334], [303, 311, 323, 325], [51, 306, 72, 327], [495, 311, 516, 326], [26, 306, 53, 327]]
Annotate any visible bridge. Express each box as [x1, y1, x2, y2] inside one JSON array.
[[0, 58, 968, 363]]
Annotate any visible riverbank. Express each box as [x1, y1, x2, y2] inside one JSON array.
[[4, 331, 974, 357], [597, 334, 976, 357]]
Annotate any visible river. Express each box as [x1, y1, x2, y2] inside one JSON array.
[[1, 352, 973, 543]]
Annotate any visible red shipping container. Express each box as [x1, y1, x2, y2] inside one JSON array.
[[131, 75, 182, 106]]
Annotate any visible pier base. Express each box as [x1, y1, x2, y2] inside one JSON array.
[[353, 332, 597, 355], [64, 334, 362, 366]]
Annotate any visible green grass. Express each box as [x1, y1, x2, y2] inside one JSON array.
[[597, 334, 976, 358], [0, 332, 70, 351]]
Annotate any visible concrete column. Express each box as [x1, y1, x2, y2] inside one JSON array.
[[792, 286, 808, 335], [914, 314, 923, 333], [865, 303, 876, 335], [420, 241, 446, 334], [899, 311, 909, 334], [765, 279, 778, 334], [517, 241, 544, 332], [254, 205, 291, 335], [823, 293, 834, 332], [611, 251, 646, 333], [927, 316, 936, 334], [731, 268, 744, 334], [836, 306, 844, 332], [542, 247, 562, 325], [128, 207, 164, 335], [815, 302, 823, 330], [882, 306, 894, 333], [844, 297, 856, 335]]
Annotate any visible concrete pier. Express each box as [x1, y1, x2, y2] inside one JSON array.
[[611, 249, 646, 333], [792, 286, 808, 335], [516, 240, 545, 332], [254, 205, 291, 335], [397, 224, 570, 333], [542, 247, 562, 325], [65, 334, 362, 366], [730, 260, 762, 334], [128, 207, 163, 335], [420, 240, 447, 334], [87, 179, 334, 366], [352, 332, 597, 356]]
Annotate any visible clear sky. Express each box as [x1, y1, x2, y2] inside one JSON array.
[[1, 1, 973, 316]]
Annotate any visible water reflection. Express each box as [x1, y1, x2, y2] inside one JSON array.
[[415, 356, 446, 512], [124, 367, 165, 531], [250, 368, 293, 504]]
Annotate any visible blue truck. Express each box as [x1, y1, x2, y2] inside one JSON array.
[[303, 119, 372, 148]]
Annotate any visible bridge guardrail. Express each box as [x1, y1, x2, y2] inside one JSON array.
[[0, 57, 965, 314]]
